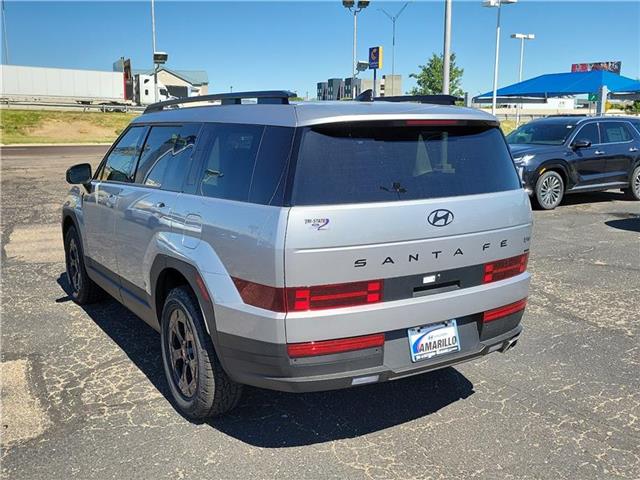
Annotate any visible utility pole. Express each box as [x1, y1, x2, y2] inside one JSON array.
[[2, 0, 9, 64], [343, 1, 369, 99], [511, 33, 534, 126], [442, 0, 452, 94], [379, 2, 409, 96], [483, 0, 518, 115], [151, 0, 158, 102]]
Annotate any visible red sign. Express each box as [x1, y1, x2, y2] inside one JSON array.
[[571, 62, 621, 74]]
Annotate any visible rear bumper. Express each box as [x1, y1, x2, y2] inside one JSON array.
[[217, 310, 524, 393]]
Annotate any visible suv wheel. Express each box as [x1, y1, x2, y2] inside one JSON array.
[[535, 171, 564, 210], [64, 226, 103, 304], [622, 165, 640, 201], [160, 286, 243, 419]]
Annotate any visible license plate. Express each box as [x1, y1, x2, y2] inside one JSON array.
[[407, 320, 460, 362]]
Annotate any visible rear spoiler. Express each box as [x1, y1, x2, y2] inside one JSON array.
[[356, 89, 461, 105]]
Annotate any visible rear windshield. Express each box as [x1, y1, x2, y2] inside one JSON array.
[[290, 122, 520, 206]]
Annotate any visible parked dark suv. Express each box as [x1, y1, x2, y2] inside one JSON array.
[[507, 116, 640, 209]]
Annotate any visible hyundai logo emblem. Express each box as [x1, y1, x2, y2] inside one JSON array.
[[427, 209, 454, 227]]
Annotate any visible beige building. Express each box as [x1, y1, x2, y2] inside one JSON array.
[[381, 75, 403, 96]]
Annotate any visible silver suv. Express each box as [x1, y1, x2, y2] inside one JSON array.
[[62, 91, 532, 418]]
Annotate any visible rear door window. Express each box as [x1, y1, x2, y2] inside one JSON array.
[[248, 126, 294, 205], [290, 122, 521, 206], [198, 123, 264, 202], [600, 122, 633, 143], [135, 124, 200, 191], [99, 126, 147, 183]]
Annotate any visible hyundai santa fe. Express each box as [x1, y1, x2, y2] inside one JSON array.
[[62, 91, 532, 418], [507, 116, 640, 209]]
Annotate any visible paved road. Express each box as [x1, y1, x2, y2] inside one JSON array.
[[1, 146, 639, 479]]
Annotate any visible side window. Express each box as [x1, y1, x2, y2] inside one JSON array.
[[601, 122, 632, 144], [199, 123, 264, 202], [100, 126, 146, 182], [630, 120, 640, 136], [248, 126, 295, 205], [135, 124, 200, 191], [575, 123, 599, 145]]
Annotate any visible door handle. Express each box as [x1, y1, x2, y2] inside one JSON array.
[[630, 147, 639, 152], [105, 194, 117, 208], [594, 150, 605, 155]]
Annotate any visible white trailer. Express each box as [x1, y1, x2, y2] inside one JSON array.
[[0, 65, 127, 104]]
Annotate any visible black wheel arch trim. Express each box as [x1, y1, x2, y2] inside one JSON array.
[[150, 255, 226, 369], [536, 160, 573, 189]]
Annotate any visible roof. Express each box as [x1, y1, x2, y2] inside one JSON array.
[[132, 100, 495, 128], [522, 115, 640, 126], [133, 68, 209, 85], [475, 71, 640, 99]]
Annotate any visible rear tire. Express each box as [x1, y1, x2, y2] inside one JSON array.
[[63, 226, 103, 304], [160, 286, 242, 419], [622, 165, 640, 201], [534, 171, 564, 210]]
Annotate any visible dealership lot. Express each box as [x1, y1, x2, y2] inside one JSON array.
[[1, 145, 639, 479]]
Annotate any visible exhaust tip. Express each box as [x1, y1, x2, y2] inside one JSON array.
[[500, 336, 520, 353]]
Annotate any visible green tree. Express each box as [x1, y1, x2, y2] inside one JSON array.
[[409, 53, 464, 97]]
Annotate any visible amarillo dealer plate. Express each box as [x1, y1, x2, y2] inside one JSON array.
[[407, 320, 460, 362]]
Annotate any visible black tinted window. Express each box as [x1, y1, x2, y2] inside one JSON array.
[[135, 124, 200, 191], [199, 123, 264, 201], [601, 122, 632, 143], [291, 123, 520, 206], [100, 126, 146, 182], [629, 120, 640, 135], [249, 126, 294, 205], [574, 123, 599, 145], [507, 121, 576, 145]]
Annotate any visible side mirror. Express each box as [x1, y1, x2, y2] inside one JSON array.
[[572, 139, 591, 149], [66, 163, 92, 185]]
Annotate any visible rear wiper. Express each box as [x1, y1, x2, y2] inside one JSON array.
[[380, 182, 407, 199]]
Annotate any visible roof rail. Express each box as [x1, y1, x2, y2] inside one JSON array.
[[355, 89, 461, 105], [144, 90, 297, 114]]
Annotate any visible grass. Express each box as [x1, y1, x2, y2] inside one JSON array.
[[0, 108, 519, 145], [0, 109, 139, 144], [500, 120, 516, 135]]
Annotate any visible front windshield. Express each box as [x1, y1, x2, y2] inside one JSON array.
[[506, 121, 576, 146]]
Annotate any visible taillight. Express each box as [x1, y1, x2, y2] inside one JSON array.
[[483, 253, 528, 283], [232, 278, 286, 312], [287, 333, 385, 358], [287, 280, 383, 312], [232, 278, 383, 313], [483, 298, 527, 323]]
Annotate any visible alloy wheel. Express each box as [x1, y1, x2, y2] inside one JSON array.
[[67, 238, 81, 294], [633, 169, 640, 197], [168, 307, 198, 398], [540, 175, 562, 208]]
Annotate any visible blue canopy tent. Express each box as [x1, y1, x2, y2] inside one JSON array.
[[474, 71, 640, 102]]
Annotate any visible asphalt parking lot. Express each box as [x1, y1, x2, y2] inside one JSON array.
[[1, 145, 639, 479]]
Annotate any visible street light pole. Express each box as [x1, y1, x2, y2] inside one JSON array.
[[151, 0, 158, 102], [483, 0, 517, 116], [511, 33, 534, 126], [2, 0, 9, 64], [379, 2, 409, 96], [442, 0, 452, 94], [344, 1, 369, 99], [353, 9, 357, 96]]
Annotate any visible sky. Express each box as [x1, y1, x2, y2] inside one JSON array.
[[2, 1, 639, 98]]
